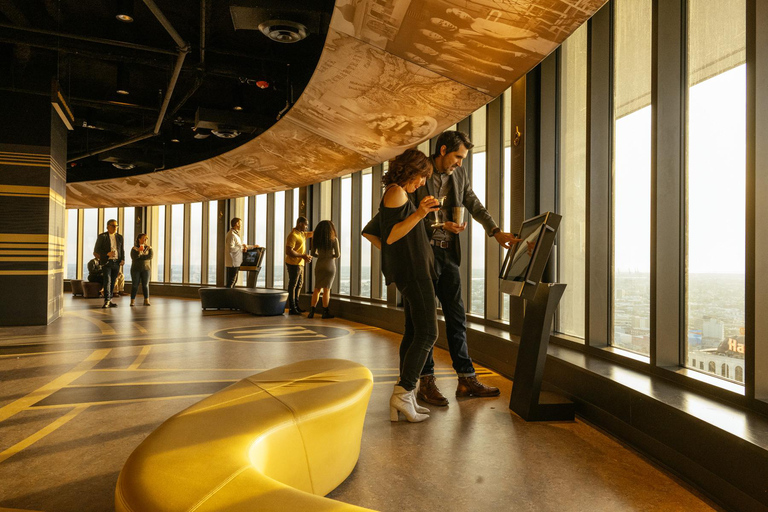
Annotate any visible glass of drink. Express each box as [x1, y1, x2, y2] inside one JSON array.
[[431, 196, 446, 228]]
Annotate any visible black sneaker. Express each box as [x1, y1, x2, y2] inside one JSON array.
[[108, 301, 118, 308], [102, 300, 111, 308], [288, 308, 302, 315]]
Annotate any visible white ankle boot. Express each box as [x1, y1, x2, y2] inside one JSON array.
[[390, 386, 429, 423], [409, 382, 430, 414]]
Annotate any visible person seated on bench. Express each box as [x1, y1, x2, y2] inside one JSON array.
[[87, 256, 103, 283]]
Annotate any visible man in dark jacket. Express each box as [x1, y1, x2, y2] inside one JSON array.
[[93, 219, 125, 308], [362, 131, 520, 406], [411, 131, 519, 405]]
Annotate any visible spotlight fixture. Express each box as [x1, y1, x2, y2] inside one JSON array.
[[116, 0, 134, 22], [258, 20, 308, 43], [170, 123, 181, 143], [212, 127, 240, 139], [193, 128, 211, 140], [116, 63, 130, 95], [112, 162, 136, 170], [233, 80, 245, 111]]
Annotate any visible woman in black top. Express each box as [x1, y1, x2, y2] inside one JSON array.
[[130, 233, 153, 306], [379, 149, 440, 423]]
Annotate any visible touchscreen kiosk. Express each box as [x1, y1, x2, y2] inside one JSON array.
[[240, 247, 265, 271], [499, 212, 561, 301]]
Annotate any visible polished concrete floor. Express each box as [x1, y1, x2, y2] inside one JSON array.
[[0, 295, 717, 512]]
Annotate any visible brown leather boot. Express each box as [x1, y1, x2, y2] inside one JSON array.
[[417, 375, 449, 406], [456, 376, 500, 397]]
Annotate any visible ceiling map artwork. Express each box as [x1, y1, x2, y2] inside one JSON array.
[[65, 0, 607, 208]]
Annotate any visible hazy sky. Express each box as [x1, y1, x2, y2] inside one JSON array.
[[614, 64, 746, 274]]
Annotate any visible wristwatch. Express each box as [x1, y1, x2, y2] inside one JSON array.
[[489, 227, 501, 237]]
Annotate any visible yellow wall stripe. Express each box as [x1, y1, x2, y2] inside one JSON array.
[[0, 150, 48, 157], [0, 234, 65, 243], [0, 185, 50, 195], [0, 405, 89, 464], [0, 161, 50, 168], [0, 250, 63, 255], [0, 349, 110, 423], [0, 257, 57, 262], [0, 269, 64, 275]]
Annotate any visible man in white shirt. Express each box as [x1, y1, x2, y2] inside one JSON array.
[[93, 219, 125, 308], [225, 217, 257, 288]]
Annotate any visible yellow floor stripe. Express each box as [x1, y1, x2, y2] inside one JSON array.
[[62, 311, 116, 335], [127, 346, 151, 370], [31, 394, 210, 410], [0, 405, 89, 464], [0, 349, 89, 359], [0, 349, 110, 423], [67, 379, 239, 388], [133, 322, 149, 334]]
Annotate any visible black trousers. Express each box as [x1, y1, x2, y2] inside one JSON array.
[[286, 264, 303, 310], [397, 279, 438, 391], [421, 247, 475, 376], [226, 266, 239, 288], [102, 261, 120, 301]]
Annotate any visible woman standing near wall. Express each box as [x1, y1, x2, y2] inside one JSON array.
[[308, 220, 340, 319], [130, 233, 153, 306], [379, 149, 440, 423]]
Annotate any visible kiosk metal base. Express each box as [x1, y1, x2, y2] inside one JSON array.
[[509, 283, 575, 422]]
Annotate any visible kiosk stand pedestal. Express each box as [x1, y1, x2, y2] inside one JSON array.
[[508, 283, 575, 421], [245, 268, 261, 288]]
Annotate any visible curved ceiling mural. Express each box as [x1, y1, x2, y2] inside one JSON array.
[[66, 0, 607, 209]]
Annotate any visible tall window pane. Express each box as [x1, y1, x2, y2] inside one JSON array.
[[361, 170, 372, 297], [381, 162, 388, 301], [470, 106, 486, 316], [66, 209, 78, 279], [612, 0, 652, 356], [189, 202, 202, 283], [104, 207, 118, 227], [155, 205, 166, 282], [123, 207, 134, 281], [82, 208, 97, 277], [240, 197, 250, 286], [293, 188, 299, 225], [170, 204, 183, 283], [558, 24, 588, 339], [274, 192, 285, 288], [339, 176, 352, 295], [255, 195, 267, 287], [207, 202, 217, 284], [502, 88, 512, 321], [685, 0, 746, 383]]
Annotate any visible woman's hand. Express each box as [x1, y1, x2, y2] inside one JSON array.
[[417, 195, 440, 219]]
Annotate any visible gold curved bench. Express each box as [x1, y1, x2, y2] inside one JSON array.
[[115, 359, 375, 512]]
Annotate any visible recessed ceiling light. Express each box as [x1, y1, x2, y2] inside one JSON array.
[[171, 123, 181, 143], [116, 63, 130, 95], [116, 0, 134, 22]]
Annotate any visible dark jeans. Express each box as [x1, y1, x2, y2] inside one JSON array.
[[419, 247, 475, 377], [102, 261, 120, 301], [397, 279, 438, 391], [130, 269, 150, 299], [286, 264, 303, 310], [226, 266, 239, 288]]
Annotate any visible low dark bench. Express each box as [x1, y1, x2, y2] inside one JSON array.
[[199, 287, 288, 316]]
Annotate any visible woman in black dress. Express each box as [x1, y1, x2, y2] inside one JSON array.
[[379, 149, 440, 422]]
